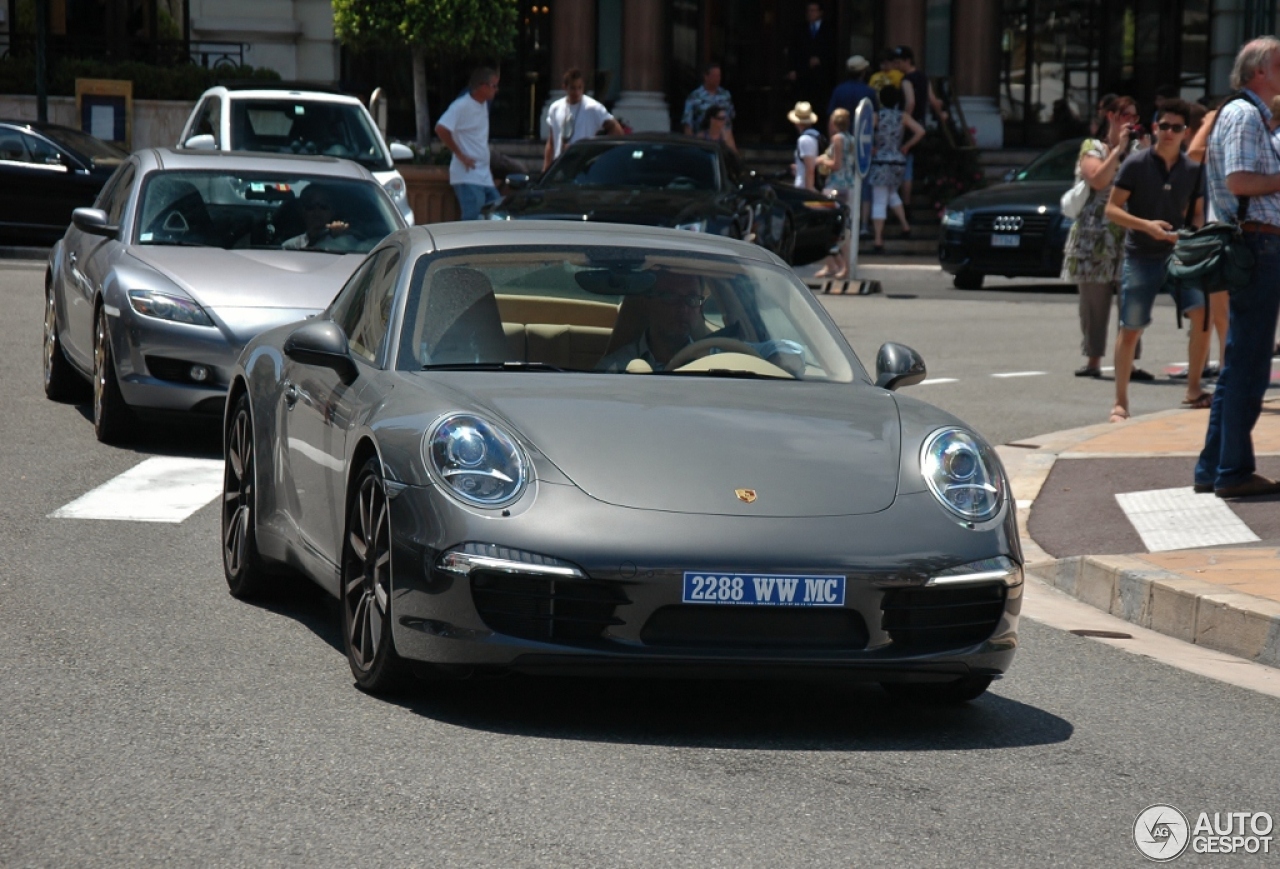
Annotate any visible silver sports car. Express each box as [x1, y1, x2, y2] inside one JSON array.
[[223, 222, 1021, 703], [43, 148, 406, 441]]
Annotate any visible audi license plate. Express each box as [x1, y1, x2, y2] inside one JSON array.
[[682, 572, 846, 607], [991, 234, 1021, 247]]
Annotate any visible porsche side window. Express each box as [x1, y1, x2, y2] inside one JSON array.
[[332, 250, 394, 364], [346, 249, 401, 365]]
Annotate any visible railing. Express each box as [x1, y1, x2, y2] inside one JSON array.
[[0, 34, 245, 69]]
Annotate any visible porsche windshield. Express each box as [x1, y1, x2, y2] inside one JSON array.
[[542, 142, 721, 191], [393, 248, 859, 382], [135, 170, 401, 253], [230, 100, 390, 170]]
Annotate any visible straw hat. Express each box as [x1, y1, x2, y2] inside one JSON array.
[[787, 101, 817, 125], [846, 55, 869, 72]]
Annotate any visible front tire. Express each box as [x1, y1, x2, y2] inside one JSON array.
[[342, 457, 408, 693], [882, 675, 993, 705], [93, 306, 133, 443], [43, 281, 84, 402], [222, 393, 271, 599]]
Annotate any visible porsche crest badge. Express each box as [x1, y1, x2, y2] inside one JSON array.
[[735, 488, 758, 503]]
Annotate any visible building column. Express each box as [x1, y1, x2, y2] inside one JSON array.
[[950, 0, 1002, 148], [542, 0, 598, 139], [884, 1, 926, 57], [612, 0, 670, 132]]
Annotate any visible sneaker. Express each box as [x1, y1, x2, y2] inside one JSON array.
[[1130, 368, 1155, 382], [1074, 365, 1102, 378]]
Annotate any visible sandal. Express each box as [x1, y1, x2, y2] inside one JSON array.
[[814, 267, 833, 279], [1109, 405, 1130, 423], [1182, 392, 1213, 409]]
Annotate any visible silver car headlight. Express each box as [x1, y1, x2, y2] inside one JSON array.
[[424, 413, 527, 507], [920, 427, 1003, 521], [126, 290, 214, 327], [941, 209, 966, 229]]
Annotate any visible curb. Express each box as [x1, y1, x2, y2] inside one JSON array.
[[998, 405, 1280, 669]]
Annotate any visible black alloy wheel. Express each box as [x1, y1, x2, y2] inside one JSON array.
[[93, 305, 133, 443], [952, 269, 984, 290], [881, 675, 993, 705], [43, 281, 83, 401], [341, 457, 408, 693], [222, 393, 270, 598]]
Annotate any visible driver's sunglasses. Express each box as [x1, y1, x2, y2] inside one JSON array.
[[1156, 122, 1187, 132], [653, 292, 705, 308]]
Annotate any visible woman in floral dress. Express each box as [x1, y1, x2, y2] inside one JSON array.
[[1061, 95, 1148, 378], [815, 108, 857, 280]]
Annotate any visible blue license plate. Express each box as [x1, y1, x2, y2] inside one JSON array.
[[991, 234, 1021, 248], [682, 572, 846, 607]]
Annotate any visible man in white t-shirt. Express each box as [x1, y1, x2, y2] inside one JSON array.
[[543, 68, 622, 170], [435, 67, 501, 220]]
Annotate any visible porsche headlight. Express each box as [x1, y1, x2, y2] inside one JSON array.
[[941, 209, 966, 229], [127, 290, 214, 327], [920, 428, 1003, 521], [424, 414, 527, 507]]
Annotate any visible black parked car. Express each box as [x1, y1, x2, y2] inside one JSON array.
[[489, 134, 846, 266], [938, 137, 1082, 289], [0, 120, 126, 244]]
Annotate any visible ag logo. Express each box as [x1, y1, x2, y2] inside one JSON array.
[[1134, 804, 1190, 861]]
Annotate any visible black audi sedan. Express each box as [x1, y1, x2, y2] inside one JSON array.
[[938, 137, 1081, 289], [488, 134, 846, 266], [0, 120, 127, 245]]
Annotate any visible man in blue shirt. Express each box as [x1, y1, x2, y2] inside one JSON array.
[[827, 55, 877, 119]]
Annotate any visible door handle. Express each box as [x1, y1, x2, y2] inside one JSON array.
[[284, 383, 299, 408], [68, 251, 77, 266]]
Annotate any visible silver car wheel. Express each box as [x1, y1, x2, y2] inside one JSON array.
[[43, 287, 57, 388], [224, 407, 252, 576], [92, 306, 132, 442]]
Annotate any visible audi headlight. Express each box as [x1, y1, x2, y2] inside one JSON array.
[[424, 413, 527, 507], [127, 290, 214, 327], [676, 219, 708, 232], [941, 209, 966, 229], [920, 427, 1003, 521]]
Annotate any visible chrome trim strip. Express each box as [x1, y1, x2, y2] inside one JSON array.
[[438, 551, 585, 579]]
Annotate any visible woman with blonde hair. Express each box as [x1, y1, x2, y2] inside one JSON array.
[[815, 107, 856, 280]]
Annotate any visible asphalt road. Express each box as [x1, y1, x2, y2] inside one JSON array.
[[3, 259, 1279, 868]]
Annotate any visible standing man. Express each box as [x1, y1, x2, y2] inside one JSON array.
[[893, 45, 947, 206], [1194, 37, 1280, 498], [435, 67, 501, 221], [1104, 98, 1210, 423], [788, 2, 837, 116], [827, 54, 876, 119], [681, 63, 736, 139], [544, 68, 622, 170]]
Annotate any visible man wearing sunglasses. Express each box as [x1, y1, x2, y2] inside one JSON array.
[[1105, 97, 1211, 423]]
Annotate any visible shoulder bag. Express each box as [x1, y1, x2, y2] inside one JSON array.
[[1059, 139, 1098, 219]]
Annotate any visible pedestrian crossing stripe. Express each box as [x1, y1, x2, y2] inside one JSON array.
[[50, 457, 223, 523], [1115, 487, 1260, 553]]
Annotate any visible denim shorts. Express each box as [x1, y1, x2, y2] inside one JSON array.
[[1119, 254, 1204, 330], [904, 153, 914, 182], [453, 183, 502, 220]]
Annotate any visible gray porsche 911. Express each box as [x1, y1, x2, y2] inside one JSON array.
[[223, 222, 1021, 703], [42, 148, 405, 442]]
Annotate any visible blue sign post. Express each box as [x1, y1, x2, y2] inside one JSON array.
[[846, 97, 875, 279]]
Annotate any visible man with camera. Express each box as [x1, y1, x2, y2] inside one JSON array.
[[1193, 37, 1280, 499], [1105, 98, 1210, 424]]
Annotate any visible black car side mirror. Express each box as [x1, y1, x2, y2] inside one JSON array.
[[284, 320, 359, 384], [874, 342, 926, 391], [506, 173, 530, 191], [71, 207, 118, 238]]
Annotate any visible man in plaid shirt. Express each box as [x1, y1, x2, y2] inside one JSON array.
[[1194, 36, 1280, 498]]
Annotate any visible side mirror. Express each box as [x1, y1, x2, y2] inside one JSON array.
[[184, 133, 217, 150], [283, 320, 358, 384], [506, 173, 530, 191], [71, 207, 118, 238], [1002, 169, 1016, 183], [874, 342, 926, 391], [389, 142, 414, 162]]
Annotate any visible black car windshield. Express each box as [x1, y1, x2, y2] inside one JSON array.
[[542, 142, 721, 190], [229, 99, 391, 171], [1013, 138, 1084, 182], [394, 247, 859, 382], [41, 126, 127, 162], [136, 170, 401, 253]]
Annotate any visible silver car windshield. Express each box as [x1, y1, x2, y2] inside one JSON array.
[[395, 248, 859, 382], [136, 170, 401, 253], [230, 100, 390, 170]]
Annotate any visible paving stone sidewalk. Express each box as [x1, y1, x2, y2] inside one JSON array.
[[999, 398, 1280, 668]]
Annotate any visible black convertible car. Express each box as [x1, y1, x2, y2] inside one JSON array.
[[488, 134, 846, 266], [938, 137, 1082, 289]]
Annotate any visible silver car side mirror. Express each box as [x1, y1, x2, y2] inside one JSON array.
[[389, 142, 414, 161], [874, 342, 926, 391], [184, 133, 217, 150], [284, 321, 359, 384], [72, 207, 119, 238]]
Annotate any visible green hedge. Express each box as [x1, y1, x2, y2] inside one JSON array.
[[0, 56, 280, 101]]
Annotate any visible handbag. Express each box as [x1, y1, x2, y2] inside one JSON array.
[[1060, 175, 1089, 219]]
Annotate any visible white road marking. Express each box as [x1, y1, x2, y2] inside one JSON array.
[[991, 370, 1046, 378], [1115, 486, 1260, 552], [51, 457, 224, 523], [918, 377, 958, 385]]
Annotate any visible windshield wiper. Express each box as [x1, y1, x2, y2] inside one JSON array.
[[422, 361, 566, 372]]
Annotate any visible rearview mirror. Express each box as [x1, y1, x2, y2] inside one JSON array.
[[574, 267, 658, 296], [874, 342, 926, 391], [184, 133, 217, 150], [389, 142, 414, 161], [284, 320, 358, 383], [71, 207, 118, 238]]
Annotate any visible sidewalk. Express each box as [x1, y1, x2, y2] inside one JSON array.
[[1000, 396, 1280, 669]]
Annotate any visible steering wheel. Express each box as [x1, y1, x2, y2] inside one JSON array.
[[667, 336, 762, 370]]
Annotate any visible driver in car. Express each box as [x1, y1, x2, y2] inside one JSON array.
[[596, 270, 806, 375], [282, 183, 361, 251]]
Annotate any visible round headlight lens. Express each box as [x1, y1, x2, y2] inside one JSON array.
[[921, 428, 1002, 521], [425, 414, 526, 507]]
